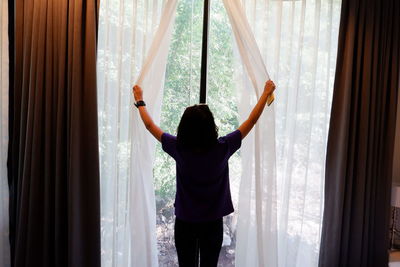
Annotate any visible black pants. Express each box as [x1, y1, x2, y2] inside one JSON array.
[[174, 217, 223, 267]]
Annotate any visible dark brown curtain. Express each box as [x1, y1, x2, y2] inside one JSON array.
[[319, 0, 400, 266], [8, 0, 100, 266]]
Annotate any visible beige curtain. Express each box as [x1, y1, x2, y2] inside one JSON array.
[[320, 0, 400, 265], [8, 0, 101, 266], [393, 80, 400, 183], [0, 0, 10, 266]]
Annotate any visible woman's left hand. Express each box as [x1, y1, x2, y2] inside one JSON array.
[[133, 85, 143, 102]]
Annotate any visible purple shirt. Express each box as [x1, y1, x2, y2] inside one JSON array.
[[161, 130, 242, 222]]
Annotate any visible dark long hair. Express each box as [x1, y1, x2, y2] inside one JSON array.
[[177, 104, 218, 151]]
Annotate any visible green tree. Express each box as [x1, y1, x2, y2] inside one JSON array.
[[154, 0, 238, 200]]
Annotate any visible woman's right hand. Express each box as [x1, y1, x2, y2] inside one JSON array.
[[133, 85, 143, 102], [264, 80, 276, 96]]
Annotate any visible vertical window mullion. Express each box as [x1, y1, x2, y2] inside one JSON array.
[[199, 0, 210, 104]]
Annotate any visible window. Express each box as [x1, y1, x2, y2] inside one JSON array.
[[97, 0, 342, 265], [153, 0, 240, 265]]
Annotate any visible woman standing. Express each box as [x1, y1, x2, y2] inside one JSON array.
[[133, 80, 275, 267]]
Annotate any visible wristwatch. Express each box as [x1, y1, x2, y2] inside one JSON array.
[[134, 100, 146, 108]]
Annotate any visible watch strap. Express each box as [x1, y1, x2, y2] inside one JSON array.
[[134, 100, 146, 108]]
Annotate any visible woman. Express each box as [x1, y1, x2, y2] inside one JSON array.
[[133, 80, 276, 267]]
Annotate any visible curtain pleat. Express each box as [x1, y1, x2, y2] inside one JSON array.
[[394, 86, 400, 181], [97, 0, 175, 265], [1, 0, 10, 266], [239, 0, 341, 266], [222, 2, 278, 266], [319, 0, 400, 266], [8, 0, 101, 266]]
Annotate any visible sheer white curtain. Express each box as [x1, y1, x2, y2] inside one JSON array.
[[97, 0, 341, 266], [222, 1, 278, 266], [97, 0, 177, 266], [233, 0, 341, 266], [0, 0, 10, 266]]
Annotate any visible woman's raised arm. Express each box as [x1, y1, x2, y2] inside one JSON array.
[[238, 80, 276, 139], [133, 85, 164, 142]]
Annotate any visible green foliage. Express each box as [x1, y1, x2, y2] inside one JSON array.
[[153, 0, 239, 200]]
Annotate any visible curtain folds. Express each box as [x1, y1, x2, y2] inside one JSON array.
[[8, 0, 101, 266], [97, 0, 341, 266], [1, 0, 10, 266], [97, 0, 177, 266], [130, 1, 177, 266], [239, 0, 341, 266], [222, 1, 278, 266], [319, 0, 400, 266], [394, 84, 400, 182]]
